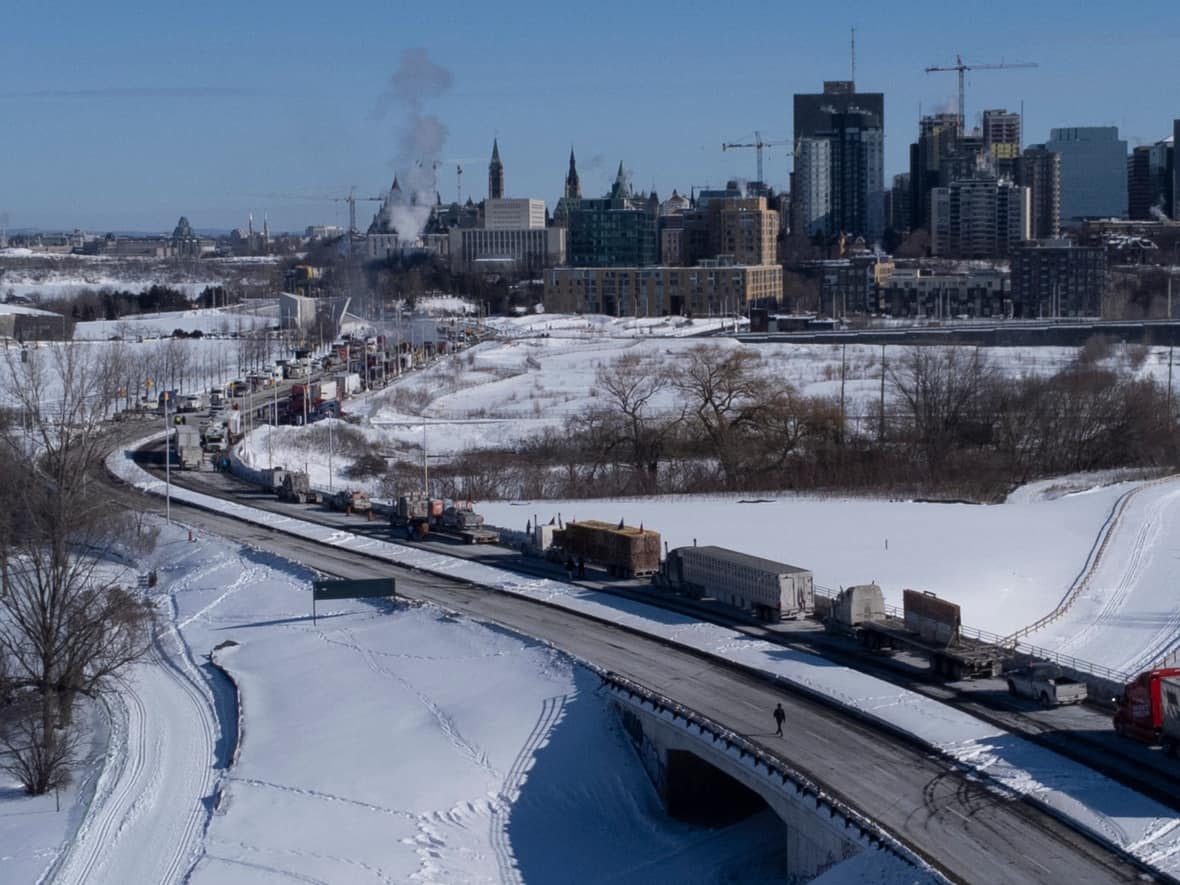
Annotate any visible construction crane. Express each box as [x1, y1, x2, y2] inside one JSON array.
[[721, 131, 792, 184], [332, 187, 385, 234], [924, 55, 1038, 132]]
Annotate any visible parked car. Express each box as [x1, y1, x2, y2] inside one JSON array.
[[1006, 663, 1088, 706]]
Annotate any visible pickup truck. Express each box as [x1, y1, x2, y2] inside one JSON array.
[[1006, 663, 1088, 706]]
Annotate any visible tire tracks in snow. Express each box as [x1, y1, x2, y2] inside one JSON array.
[[488, 694, 567, 885]]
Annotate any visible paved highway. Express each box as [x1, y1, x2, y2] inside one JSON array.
[[141, 444, 1180, 817], [104, 452, 1159, 884]]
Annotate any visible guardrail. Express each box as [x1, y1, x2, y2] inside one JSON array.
[[816, 583, 1134, 683], [597, 669, 946, 880]]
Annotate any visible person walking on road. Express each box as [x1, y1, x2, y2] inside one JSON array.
[[773, 702, 785, 736]]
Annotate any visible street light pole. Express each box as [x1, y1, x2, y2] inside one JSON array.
[[422, 415, 429, 497], [163, 393, 172, 523]]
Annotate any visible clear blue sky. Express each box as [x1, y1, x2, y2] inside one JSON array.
[[3, 0, 1177, 233]]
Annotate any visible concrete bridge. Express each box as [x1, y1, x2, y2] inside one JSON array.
[[603, 673, 941, 883]]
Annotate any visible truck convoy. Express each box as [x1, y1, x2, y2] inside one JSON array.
[[1005, 663, 1088, 706], [659, 545, 814, 621], [552, 520, 660, 578], [1113, 668, 1180, 748]]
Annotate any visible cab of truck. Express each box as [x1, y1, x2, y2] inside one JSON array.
[[1113, 667, 1180, 744]]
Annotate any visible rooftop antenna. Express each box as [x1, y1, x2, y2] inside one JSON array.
[[850, 26, 856, 86], [457, 164, 463, 205]]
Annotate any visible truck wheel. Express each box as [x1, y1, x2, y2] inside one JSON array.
[[1039, 692, 1051, 706], [1007, 681, 1016, 696]]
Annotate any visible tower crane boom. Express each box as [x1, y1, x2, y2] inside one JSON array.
[[924, 55, 1038, 132], [721, 130, 793, 184], [330, 187, 385, 234]]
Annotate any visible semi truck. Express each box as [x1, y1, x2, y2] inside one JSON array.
[[277, 471, 319, 505], [825, 585, 1009, 680], [390, 496, 498, 543], [201, 423, 227, 452], [658, 544, 814, 621], [392, 494, 437, 539], [1004, 663, 1088, 706], [326, 489, 372, 517], [552, 520, 661, 578], [1163, 676, 1180, 756], [174, 425, 203, 470], [435, 501, 499, 544], [1113, 667, 1180, 746]]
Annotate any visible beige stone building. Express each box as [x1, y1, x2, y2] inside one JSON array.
[[715, 197, 780, 267], [544, 260, 782, 316]]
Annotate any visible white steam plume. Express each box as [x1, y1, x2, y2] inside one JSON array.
[[376, 48, 453, 242]]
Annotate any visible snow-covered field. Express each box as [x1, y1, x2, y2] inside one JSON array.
[[6, 308, 1180, 883], [8, 521, 813, 885], [71, 302, 278, 341], [0, 250, 281, 301]]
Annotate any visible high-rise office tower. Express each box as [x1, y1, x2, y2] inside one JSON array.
[[1045, 127, 1127, 226], [1128, 139, 1174, 220], [792, 80, 885, 241], [1174, 120, 1180, 220], [983, 108, 1022, 179], [1015, 145, 1062, 239], [908, 113, 961, 231]]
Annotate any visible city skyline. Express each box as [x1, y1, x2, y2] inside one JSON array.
[[3, 0, 1178, 232]]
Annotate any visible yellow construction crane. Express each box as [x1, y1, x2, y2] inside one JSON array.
[[924, 55, 1038, 132], [721, 131, 792, 184]]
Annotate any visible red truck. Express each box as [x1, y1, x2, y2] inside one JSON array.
[[1113, 667, 1180, 746]]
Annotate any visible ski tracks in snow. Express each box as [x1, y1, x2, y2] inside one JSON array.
[[1029, 481, 1180, 674], [49, 551, 247, 885]]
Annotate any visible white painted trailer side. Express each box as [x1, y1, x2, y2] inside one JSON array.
[[672, 545, 814, 621]]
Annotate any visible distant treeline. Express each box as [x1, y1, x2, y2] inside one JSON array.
[[416, 338, 1180, 504], [42, 285, 238, 322]]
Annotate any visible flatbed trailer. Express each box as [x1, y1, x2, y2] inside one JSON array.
[[825, 585, 1009, 680], [841, 616, 1008, 679], [432, 525, 501, 544]]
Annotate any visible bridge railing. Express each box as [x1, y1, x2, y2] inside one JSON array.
[[597, 668, 945, 879]]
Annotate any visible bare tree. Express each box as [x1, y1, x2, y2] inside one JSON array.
[[888, 346, 996, 475], [0, 343, 155, 794], [671, 344, 779, 488], [584, 353, 682, 494], [0, 697, 78, 795]]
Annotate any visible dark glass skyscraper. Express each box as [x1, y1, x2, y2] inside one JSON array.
[[792, 81, 885, 241]]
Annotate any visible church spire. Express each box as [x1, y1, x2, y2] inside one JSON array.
[[564, 147, 581, 199], [488, 138, 504, 200], [610, 161, 628, 198]]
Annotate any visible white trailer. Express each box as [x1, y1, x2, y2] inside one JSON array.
[[662, 545, 814, 621], [175, 425, 203, 469]]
